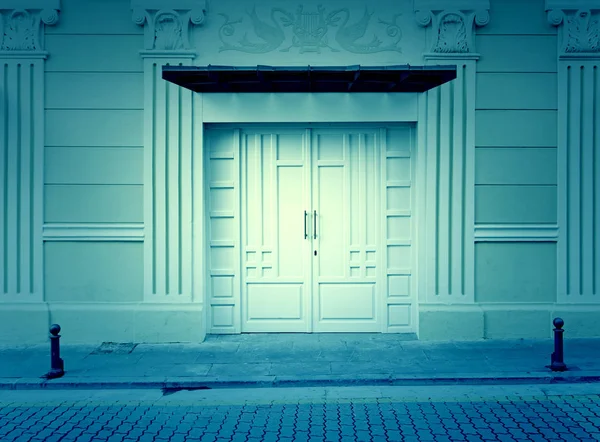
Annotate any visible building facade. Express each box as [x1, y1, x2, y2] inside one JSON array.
[[0, 0, 599, 344]]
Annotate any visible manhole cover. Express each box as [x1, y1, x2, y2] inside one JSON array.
[[91, 342, 138, 355]]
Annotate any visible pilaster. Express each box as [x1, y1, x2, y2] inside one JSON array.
[[132, 0, 206, 302], [547, 0, 600, 303], [0, 0, 60, 301], [414, 0, 489, 304]]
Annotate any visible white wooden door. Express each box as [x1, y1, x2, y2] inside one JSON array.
[[311, 129, 380, 332], [240, 127, 381, 332], [241, 129, 312, 332]]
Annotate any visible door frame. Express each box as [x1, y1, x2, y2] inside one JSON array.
[[201, 93, 421, 334]]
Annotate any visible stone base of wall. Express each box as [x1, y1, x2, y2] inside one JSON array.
[[1, 303, 206, 345], [4, 302, 600, 343], [418, 304, 600, 340]]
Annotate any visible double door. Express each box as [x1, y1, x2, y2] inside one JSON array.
[[241, 127, 381, 332]]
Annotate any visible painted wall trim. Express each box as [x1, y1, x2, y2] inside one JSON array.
[[414, 0, 490, 10], [201, 94, 419, 123], [421, 303, 600, 312], [45, 302, 204, 310], [546, 0, 600, 10], [43, 223, 145, 241], [474, 224, 559, 242], [479, 303, 600, 312], [0, 0, 59, 8]]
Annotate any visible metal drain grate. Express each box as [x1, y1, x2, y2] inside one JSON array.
[[91, 342, 138, 355]]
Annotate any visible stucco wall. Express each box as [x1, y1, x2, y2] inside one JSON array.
[[473, 0, 560, 338], [44, 0, 145, 302], [474, 0, 559, 304], [1, 0, 598, 343]]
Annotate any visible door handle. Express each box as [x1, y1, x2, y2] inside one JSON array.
[[313, 210, 317, 239], [304, 210, 308, 239]]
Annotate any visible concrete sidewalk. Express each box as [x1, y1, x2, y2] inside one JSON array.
[[1, 334, 599, 390]]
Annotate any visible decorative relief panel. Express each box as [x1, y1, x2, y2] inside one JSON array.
[[414, 0, 489, 54], [0, 4, 59, 53], [547, 6, 600, 55], [217, 4, 403, 54], [131, 0, 206, 54]]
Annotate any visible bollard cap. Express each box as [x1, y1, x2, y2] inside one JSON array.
[[49, 324, 61, 336], [553, 317, 564, 329]]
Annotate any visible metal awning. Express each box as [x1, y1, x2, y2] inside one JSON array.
[[162, 65, 457, 93]]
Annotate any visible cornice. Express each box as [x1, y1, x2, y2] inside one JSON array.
[[0, 0, 60, 57], [131, 0, 206, 56], [413, 0, 490, 55], [546, 0, 599, 56], [545, 0, 600, 10]]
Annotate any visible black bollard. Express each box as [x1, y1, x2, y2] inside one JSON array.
[[550, 317, 567, 372], [47, 324, 65, 379]]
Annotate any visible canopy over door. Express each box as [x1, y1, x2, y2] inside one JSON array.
[[162, 65, 457, 93]]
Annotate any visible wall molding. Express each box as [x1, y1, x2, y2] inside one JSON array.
[[474, 224, 559, 242], [420, 302, 600, 310], [43, 223, 144, 242]]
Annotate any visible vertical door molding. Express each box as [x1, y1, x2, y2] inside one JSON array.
[[547, 0, 600, 303], [132, 0, 206, 302], [0, 0, 60, 302], [414, 0, 489, 304]]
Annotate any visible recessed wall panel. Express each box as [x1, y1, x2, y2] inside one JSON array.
[[212, 276, 234, 298], [388, 275, 411, 297], [387, 217, 411, 240], [210, 188, 235, 214], [318, 284, 375, 320], [210, 247, 234, 272], [210, 218, 234, 242], [386, 187, 411, 211], [277, 134, 304, 161], [212, 305, 234, 328], [386, 157, 411, 182], [388, 304, 411, 327], [247, 284, 303, 320], [475, 242, 557, 303]]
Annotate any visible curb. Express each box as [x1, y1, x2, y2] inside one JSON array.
[[2, 371, 600, 391]]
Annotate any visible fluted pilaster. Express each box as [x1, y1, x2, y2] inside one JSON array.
[[0, 0, 59, 301], [547, 1, 600, 302], [132, 0, 206, 301], [414, 0, 489, 303]]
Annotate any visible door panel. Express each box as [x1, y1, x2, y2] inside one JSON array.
[[315, 165, 346, 278], [312, 130, 380, 332], [241, 131, 311, 332]]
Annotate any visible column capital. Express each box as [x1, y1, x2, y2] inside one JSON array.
[[0, 0, 60, 58], [413, 0, 490, 57], [546, 0, 600, 57], [131, 0, 206, 58]]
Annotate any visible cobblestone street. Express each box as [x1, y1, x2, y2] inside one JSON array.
[[1, 385, 600, 441]]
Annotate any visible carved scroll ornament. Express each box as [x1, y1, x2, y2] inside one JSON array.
[[414, 8, 489, 54], [548, 8, 600, 54], [0, 8, 59, 52], [217, 4, 404, 54], [132, 8, 205, 51]]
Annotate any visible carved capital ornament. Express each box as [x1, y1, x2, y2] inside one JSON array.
[[413, 0, 490, 56], [0, 0, 60, 56], [131, 0, 206, 57], [546, 0, 600, 57]]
